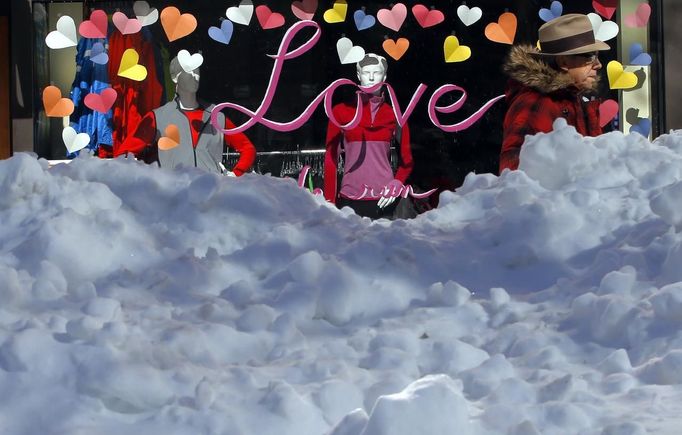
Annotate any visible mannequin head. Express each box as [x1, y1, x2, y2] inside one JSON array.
[[170, 56, 200, 94], [356, 54, 388, 94]]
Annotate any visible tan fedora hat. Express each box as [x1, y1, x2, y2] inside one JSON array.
[[537, 14, 610, 56]]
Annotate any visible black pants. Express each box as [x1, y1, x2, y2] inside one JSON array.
[[337, 197, 400, 220]]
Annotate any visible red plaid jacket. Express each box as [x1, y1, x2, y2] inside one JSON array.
[[500, 46, 603, 172]]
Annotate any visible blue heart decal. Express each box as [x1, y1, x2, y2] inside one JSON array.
[[208, 19, 234, 45], [539, 1, 563, 23], [90, 42, 109, 65], [354, 9, 376, 31], [630, 118, 651, 137], [629, 43, 652, 66]]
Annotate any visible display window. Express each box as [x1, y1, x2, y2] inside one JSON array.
[[29, 0, 662, 203]]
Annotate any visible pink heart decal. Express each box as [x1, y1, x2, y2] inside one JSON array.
[[592, 0, 617, 19], [624, 2, 651, 28], [377, 3, 407, 32], [256, 5, 286, 29], [412, 4, 444, 28], [291, 0, 318, 21], [599, 99, 619, 128], [84, 88, 117, 114], [79, 9, 108, 39], [112, 12, 142, 35]]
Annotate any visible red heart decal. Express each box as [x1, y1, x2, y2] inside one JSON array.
[[599, 99, 619, 128], [291, 0, 318, 21], [412, 4, 444, 29], [79, 9, 108, 39], [256, 5, 286, 29], [592, 0, 617, 20], [84, 88, 118, 114]]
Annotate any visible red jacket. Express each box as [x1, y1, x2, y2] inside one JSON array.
[[500, 45, 603, 172]]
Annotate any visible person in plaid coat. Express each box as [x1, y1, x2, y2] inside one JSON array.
[[500, 14, 610, 172]]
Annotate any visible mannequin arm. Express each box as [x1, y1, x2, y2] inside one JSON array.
[[224, 117, 256, 176], [323, 119, 343, 203], [115, 111, 157, 157]]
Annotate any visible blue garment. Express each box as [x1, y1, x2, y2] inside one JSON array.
[[69, 37, 113, 157]]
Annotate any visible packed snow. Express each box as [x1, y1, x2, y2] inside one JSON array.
[[2, 119, 682, 434]]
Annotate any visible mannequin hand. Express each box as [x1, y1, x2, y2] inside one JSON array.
[[377, 179, 404, 209], [224, 170, 236, 177], [377, 195, 397, 209]]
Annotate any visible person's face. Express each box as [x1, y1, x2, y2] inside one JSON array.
[[176, 69, 200, 93], [357, 64, 387, 90], [558, 52, 602, 91]]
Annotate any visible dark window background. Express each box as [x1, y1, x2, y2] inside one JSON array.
[[34, 0, 619, 196]]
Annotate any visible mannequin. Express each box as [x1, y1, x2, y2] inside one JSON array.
[[115, 55, 256, 176], [324, 54, 413, 219]]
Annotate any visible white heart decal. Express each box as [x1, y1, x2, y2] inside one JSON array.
[[177, 50, 204, 73], [226, 0, 254, 26], [62, 127, 90, 154], [336, 37, 366, 64], [134, 0, 159, 27], [46, 15, 78, 49], [456, 5, 483, 27], [587, 13, 619, 42]]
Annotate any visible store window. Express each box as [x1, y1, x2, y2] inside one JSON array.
[[30, 0, 662, 195]]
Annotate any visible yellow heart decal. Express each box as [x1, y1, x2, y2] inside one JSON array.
[[607, 61, 638, 90], [118, 48, 148, 81], [443, 36, 471, 63], [323, 1, 347, 24]]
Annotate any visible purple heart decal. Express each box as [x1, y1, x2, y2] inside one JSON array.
[[630, 118, 651, 137], [629, 43, 652, 66], [208, 19, 234, 45], [539, 1, 563, 23], [90, 42, 109, 65], [354, 9, 376, 31]]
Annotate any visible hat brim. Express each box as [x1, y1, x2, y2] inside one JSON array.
[[534, 40, 611, 56]]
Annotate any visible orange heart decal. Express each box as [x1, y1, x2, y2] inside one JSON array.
[[382, 38, 410, 61], [160, 7, 197, 42], [158, 124, 180, 151], [43, 86, 75, 117], [485, 12, 517, 45]]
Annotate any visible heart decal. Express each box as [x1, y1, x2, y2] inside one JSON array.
[[256, 5, 286, 29], [79, 10, 108, 39], [291, 0, 318, 21], [160, 6, 197, 41], [539, 1, 563, 23], [323, 1, 348, 24], [177, 50, 203, 73], [593, 0, 617, 19], [443, 36, 471, 63], [412, 5, 444, 29], [133, 1, 159, 26], [43, 86, 75, 117], [63, 127, 90, 154], [336, 37, 365, 64], [587, 13, 619, 42], [45, 16, 78, 49], [377, 3, 407, 32], [625, 2, 651, 28], [607, 61, 638, 89], [629, 43, 652, 66], [90, 42, 109, 65], [630, 118, 651, 137], [382, 38, 410, 61], [354, 9, 376, 30], [456, 5, 482, 27], [208, 20, 234, 45], [227, 0, 254, 26], [598, 99, 619, 127], [113, 12, 142, 35], [485, 12, 517, 45], [117, 48, 148, 81], [158, 124, 180, 151], [84, 88, 117, 113]]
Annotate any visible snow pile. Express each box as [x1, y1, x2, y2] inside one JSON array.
[[2, 121, 682, 434]]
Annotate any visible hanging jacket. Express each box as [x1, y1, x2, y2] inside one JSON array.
[[115, 98, 256, 175], [324, 93, 413, 203], [500, 45, 603, 172]]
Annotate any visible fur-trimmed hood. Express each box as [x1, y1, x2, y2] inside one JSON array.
[[503, 44, 579, 95]]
